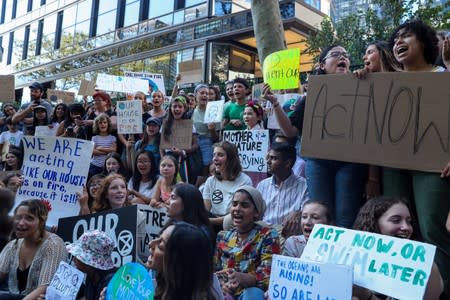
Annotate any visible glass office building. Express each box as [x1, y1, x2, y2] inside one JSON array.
[[0, 0, 325, 98]]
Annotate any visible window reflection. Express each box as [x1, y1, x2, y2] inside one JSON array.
[[16, 0, 28, 18], [77, 0, 92, 23], [96, 10, 117, 35], [98, 0, 117, 15], [149, 0, 174, 19], [123, 0, 140, 27]]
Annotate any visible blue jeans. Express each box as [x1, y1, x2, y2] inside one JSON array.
[[305, 158, 367, 227], [237, 287, 265, 300]]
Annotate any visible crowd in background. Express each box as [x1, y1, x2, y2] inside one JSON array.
[[0, 19, 449, 300]]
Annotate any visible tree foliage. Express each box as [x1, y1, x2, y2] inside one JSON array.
[[305, 0, 450, 67]]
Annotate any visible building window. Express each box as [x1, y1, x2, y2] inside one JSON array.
[[23, 24, 29, 59], [149, 0, 174, 19], [123, 0, 140, 27], [27, 21, 38, 57], [16, 0, 27, 17], [96, 0, 117, 35], [6, 31, 13, 65], [0, 0, 5, 24], [186, 0, 205, 7]]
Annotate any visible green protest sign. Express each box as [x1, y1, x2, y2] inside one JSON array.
[[263, 48, 300, 90]]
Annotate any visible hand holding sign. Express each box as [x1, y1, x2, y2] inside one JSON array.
[[106, 262, 154, 300], [263, 48, 300, 90]]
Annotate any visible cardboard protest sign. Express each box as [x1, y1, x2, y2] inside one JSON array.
[[159, 119, 193, 150], [124, 71, 166, 96], [301, 72, 450, 173], [106, 262, 154, 300], [47, 89, 75, 104], [263, 48, 300, 90], [269, 255, 352, 300], [223, 130, 269, 172], [57, 206, 139, 267], [0, 75, 15, 101], [136, 205, 167, 262], [267, 93, 302, 129], [16, 136, 93, 226], [78, 79, 96, 96], [178, 60, 203, 85], [46, 262, 84, 300], [204, 100, 224, 123], [96, 73, 149, 94], [301, 225, 436, 300], [116, 100, 143, 134]]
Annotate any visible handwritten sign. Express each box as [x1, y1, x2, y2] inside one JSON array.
[[96, 73, 149, 94], [0, 75, 15, 101], [301, 225, 436, 300], [78, 79, 96, 96], [301, 72, 450, 173], [106, 262, 154, 300], [46, 261, 84, 300], [124, 71, 166, 96], [178, 60, 202, 85], [263, 48, 300, 90], [223, 130, 269, 172], [204, 100, 224, 123], [267, 93, 301, 129], [47, 89, 75, 104], [160, 119, 193, 150], [117, 100, 143, 134], [269, 255, 352, 300], [16, 136, 93, 226], [136, 205, 167, 262], [57, 206, 139, 267]]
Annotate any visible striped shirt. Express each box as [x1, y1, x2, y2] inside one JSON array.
[[256, 172, 309, 225], [91, 134, 116, 167]]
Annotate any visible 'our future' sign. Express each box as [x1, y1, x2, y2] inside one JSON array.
[[301, 225, 436, 300], [301, 72, 450, 173]]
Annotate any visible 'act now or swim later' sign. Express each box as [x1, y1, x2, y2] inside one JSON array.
[[301, 224, 436, 300]]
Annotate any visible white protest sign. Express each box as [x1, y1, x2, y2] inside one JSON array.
[[136, 205, 167, 262], [35, 125, 58, 136], [124, 71, 166, 96], [269, 255, 352, 300], [46, 261, 84, 300], [223, 130, 269, 172], [16, 136, 94, 226], [301, 225, 436, 300], [204, 100, 224, 123], [96, 73, 149, 94], [267, 93, 301, 129], [116, 100, 143, 134]]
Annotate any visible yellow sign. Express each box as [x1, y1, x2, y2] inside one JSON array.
[[263, 48, 300, 90]]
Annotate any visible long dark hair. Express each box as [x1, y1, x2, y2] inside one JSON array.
[[162, 222, 217, 300], [212, 141, 242, 181], [314, 44, 343, 75], [162, 95, 189, 142], [131, 150, 157, 191], [50, 103, 68, 123], [102, 152, 128, 178], [4, 148, 23, 171], [369, 41, 402, 72], [171, 183, 210, 227], [353, 196, 420, 240]]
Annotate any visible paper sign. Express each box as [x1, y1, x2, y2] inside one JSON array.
[[35, 125, 58, 136], [106, 262, 154, 300], [269, 255, 352, 300], [47, 89, 75, 104], [178, 60, 202, 85], [96, 73, 149, 94], [267, 93, 302, 129], [301, 225, 436, 300], [15, 136, 94, 226], [301, 72, 450, 173], [263, 48, 300, 90], [124, 71, 166, 96], [116, 100, 143, 134], [223, 130, 269, 172], [252, 83, 265, 101], [57, 206, 140, 267], [160, 119, 193, 150], [136, 205, 167, 262], [0, 75, 15, 101], [204, 100, 224, 123], [78, 80, 96, 96], [46, 262, 84, 300]]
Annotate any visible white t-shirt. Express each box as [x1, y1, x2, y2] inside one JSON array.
[[127, 179, 156, 198], [202, 172, 252, 216], [0, 130, 23, 147]]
